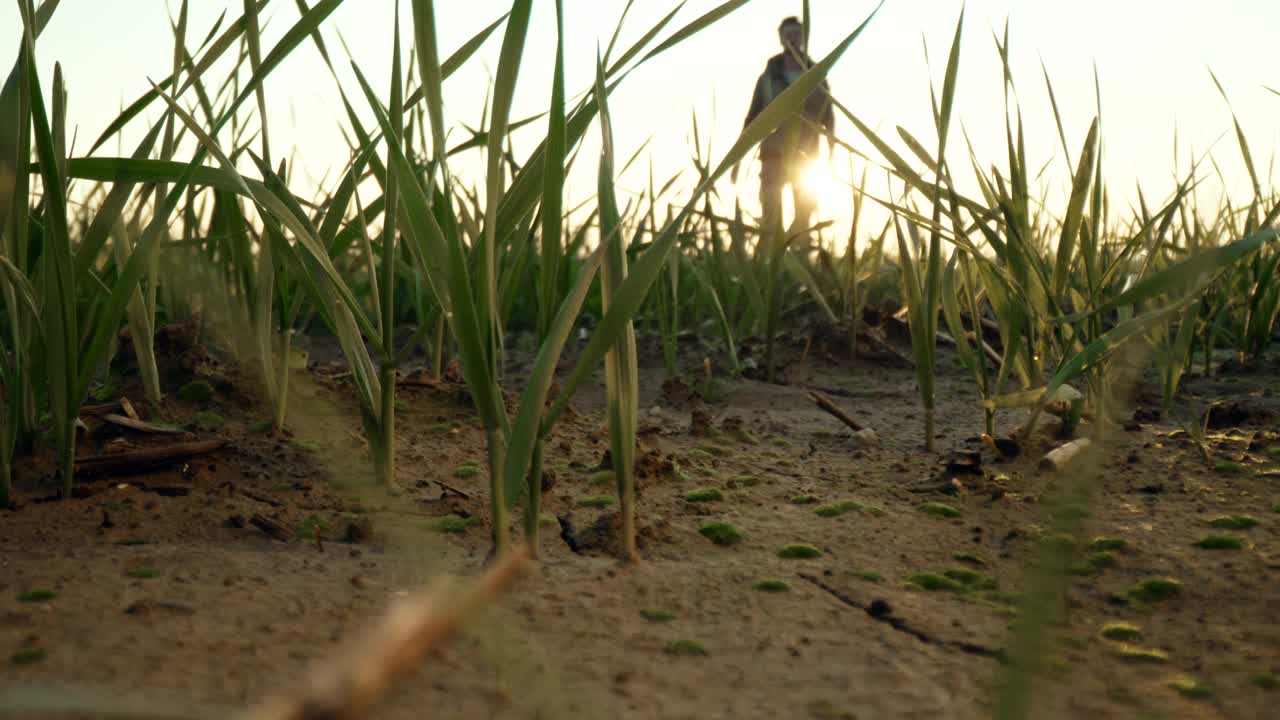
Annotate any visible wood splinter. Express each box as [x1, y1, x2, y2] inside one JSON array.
[[1039, 437, 1092, 473], [74, 440, 226, 477], [241, 547, 530, 720], [808, 391, 879, 445]]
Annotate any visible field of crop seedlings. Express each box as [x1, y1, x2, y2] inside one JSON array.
[[2, 1, 1279, 719]]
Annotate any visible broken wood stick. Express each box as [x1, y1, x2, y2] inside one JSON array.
[[809, 391, 880, 446], [855, 329, 914, 368], [103, 413, 185, 435], [250, 514, 292, 542], [241, 547, 531, 720], [1039, 438, 1092, 473], [74, 440, 225, 477], [79, 401, 124, 417], [434, 479, 472, 499], [120, 397, 142, 421], [240, 488, 285, 508], [808, 391, 866, 432]]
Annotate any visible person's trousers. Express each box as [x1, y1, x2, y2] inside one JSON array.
[[759, 155, 816, 235]]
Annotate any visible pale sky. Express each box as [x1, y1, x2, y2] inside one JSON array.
[[4, 1, 1278, 244]]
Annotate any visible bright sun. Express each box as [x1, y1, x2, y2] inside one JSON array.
[[799, 160, 842, 211]]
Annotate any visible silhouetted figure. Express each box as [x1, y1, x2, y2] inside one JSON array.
[[743, 16, 835, 233]]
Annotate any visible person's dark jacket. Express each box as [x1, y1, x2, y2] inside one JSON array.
[[744, 52, 836, 160]]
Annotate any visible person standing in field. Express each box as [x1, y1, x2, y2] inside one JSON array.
[[740, 15, 836, 234]]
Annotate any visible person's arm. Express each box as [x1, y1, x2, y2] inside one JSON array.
[[744, 71, 768, 128], [820, 80, 836, 152], [734, 72, 769, 181]]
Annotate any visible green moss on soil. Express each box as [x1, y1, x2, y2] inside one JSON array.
[[1167, 676, 1212, 699], [856, 570, 883, 583], [1089, 537, 1127, 552], [588, 470, 616, 486], [908, 573, 966, 593], [953, 552, 986, 566], [1205, 514, 1259, 530], [577, 495, 615, 509], [752, 579, 790, 593], [1195, 534, 1244, 550], [538, 513, 559, 528], [1250, 672, 1280, 690], [1071, 551, 1116, 575], [729, 475, 760, 488], [698, 522, 743, 546], [920, 502, 961, 518], [685, 488, 724, 503], [295, 515, 327, 538], [11, 648, 45, 665], [433, 514, 478, 533], [790, 494, 820, 505], [17, 590, 56, 603], [815, 500, 863, 518], [941, 567, 985, 586], [1113, 644, 1169, 664], [1214, 460, 1244, 475], [190, 411, 224, 431], [640, 608, 675, 622], [1038, 533, 1077, 552], [177, 380, 214, 403], [1100, 622, 1143, 642], [696, 444, 731, 458], [687, 448, 720, 463], [778, 544, 822, 559], [452, 464, 480, 479], [664, 639, 707, 657], [126, 567, 159, 579], [1126, 577, 1183, 604]]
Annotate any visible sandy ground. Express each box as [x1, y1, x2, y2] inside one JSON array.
[[2, 330, 1278, 720]]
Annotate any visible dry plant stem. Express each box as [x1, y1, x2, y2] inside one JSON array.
[[102, 414, 184, 435], [808, 391, 866, 432], [242, 547, 530, 720]]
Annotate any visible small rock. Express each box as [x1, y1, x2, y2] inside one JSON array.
[[344, 517, 373, 544], [850, 428, 881, 447], [868, 599, 892, 618]]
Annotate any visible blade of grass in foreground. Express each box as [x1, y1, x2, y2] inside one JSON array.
[[594, 50, 641, 562]]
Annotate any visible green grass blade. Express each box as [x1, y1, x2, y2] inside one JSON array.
[[1052, 118, 1099, 297], [502, 246, 605, 508], [639, 0, 749, 66], [87, 0, 270, 154], [539, 0, 567, 336]]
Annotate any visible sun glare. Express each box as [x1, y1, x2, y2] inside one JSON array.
[[800, 160, 843, 212]]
